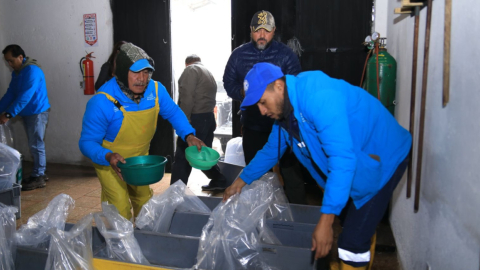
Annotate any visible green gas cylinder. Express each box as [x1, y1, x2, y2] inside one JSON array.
[[363, 48, 397, 115]]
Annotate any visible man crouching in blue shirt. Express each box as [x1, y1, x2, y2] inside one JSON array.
[[223, 62, 411, 269]]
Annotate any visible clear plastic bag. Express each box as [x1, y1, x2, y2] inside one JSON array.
[[193, 172, 283, 270], [15, 194, 75, 250], [94, 202, 149, 265], [0, 203, 18, 270], [45, 213, 94, 270], [0, 124, 14, 148], [0, 143, 20, 191], [136, 180, 211, 233], [265, 174, 294, 222]]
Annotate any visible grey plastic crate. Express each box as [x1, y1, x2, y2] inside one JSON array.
[[14, 229, 184, 270], [217, 161, 243, 185], [95, 229, 326, 270], [169, 211, 315, 248], [198, 196, 322, 224], [0, 183, 21, 219], [16, 220, 327, 270], [15, 246, 48, 270]]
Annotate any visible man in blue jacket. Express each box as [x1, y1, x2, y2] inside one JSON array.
[[79, 43, 205, 220], [223, 10, 307, 204], [223, 63, 412, 270], [0, 45, 50, 191]]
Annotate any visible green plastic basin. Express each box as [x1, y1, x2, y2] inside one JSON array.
[[117, 155, 167, 186], [185, 146, 220, 170]]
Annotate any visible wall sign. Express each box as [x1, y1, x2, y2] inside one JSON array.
[[84, 13, 98, 47]]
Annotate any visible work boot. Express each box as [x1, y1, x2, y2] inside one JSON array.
[[21, 176, 47, 191], [367, 233, 376, 270], [201, 179, 227, 191], [41, 174, 49, 181], [340, 262, 367, 270]]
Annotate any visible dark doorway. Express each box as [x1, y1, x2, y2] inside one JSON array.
[[111, 0, 174, 171]]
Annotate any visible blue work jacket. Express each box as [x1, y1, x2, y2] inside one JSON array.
[[79, 78, 194, 166], [240, 71, 412, 215]]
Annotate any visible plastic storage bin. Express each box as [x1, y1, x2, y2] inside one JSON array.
[[15, 220, 328, 270], [0, 183, 21, 219], [216, 161, 243, 185], [198, 196, 322, 224], [168, 210, 316, 248]]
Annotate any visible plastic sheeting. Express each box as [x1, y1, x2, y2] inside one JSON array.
[[136, 181, 211, 233], [94, 202, 149, 265], [45, 213, 94, 270], [14, 194, 74, 250], [193, 172, 290, 270], [224, 137, 246, 167], [0, 143, 20, 191], [0, 203, 17, 270], [264, 173, 294, 222], [0, 124, 14, 148]]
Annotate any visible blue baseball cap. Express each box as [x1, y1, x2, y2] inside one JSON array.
[[241, 62, 284, 110], [130, 59, 155, 72]]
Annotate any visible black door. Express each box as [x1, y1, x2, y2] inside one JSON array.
[[111, 0, 174, 171]]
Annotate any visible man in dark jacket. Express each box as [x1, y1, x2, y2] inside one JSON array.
[[223, 10, 306, 203], [0, 44, 51, 191]]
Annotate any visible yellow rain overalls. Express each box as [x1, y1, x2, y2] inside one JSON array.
[[93, 82, 159, 220]]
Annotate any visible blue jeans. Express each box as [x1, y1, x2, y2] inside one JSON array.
[[22, 110, 49, 177]]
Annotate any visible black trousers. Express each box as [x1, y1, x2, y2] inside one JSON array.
[[338, 157, 408, 266], [171, 112, 225, 185]]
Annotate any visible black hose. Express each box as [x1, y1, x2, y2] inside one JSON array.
[[79, 57, 86, 76]]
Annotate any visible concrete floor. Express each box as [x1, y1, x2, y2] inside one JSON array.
[[18, 161, 400, 270]]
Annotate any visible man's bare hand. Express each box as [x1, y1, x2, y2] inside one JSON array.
[[223, 177, 247, 201], [186, 135, 206, 151], [106, 152, 126, 180], [311, 214, 335, 259], [0, 114, 9, 124]]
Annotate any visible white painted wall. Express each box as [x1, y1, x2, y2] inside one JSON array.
[[374, 0, 389, 39], [385, 0, 480, 269], [0, 0, 113, 166]]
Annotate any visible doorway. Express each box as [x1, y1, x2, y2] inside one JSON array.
[[170, 0, 233, 159]]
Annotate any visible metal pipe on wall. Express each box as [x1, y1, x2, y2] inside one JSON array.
[[414, 0, 433, 212], [443, 0, 452, 107], [407, 6, 421, 199]]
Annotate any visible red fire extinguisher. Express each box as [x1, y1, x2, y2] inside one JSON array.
[[80, 52, 95, 95]]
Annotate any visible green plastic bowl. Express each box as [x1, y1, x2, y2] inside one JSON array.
[[117, 155, 167, 186], [185, 146, 220, 170]]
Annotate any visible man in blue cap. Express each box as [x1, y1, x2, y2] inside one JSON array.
[[223, 62, 412, 269], [79, 43, 205, 220]]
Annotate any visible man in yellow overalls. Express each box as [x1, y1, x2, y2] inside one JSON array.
[[79, 43, 205, 220]]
